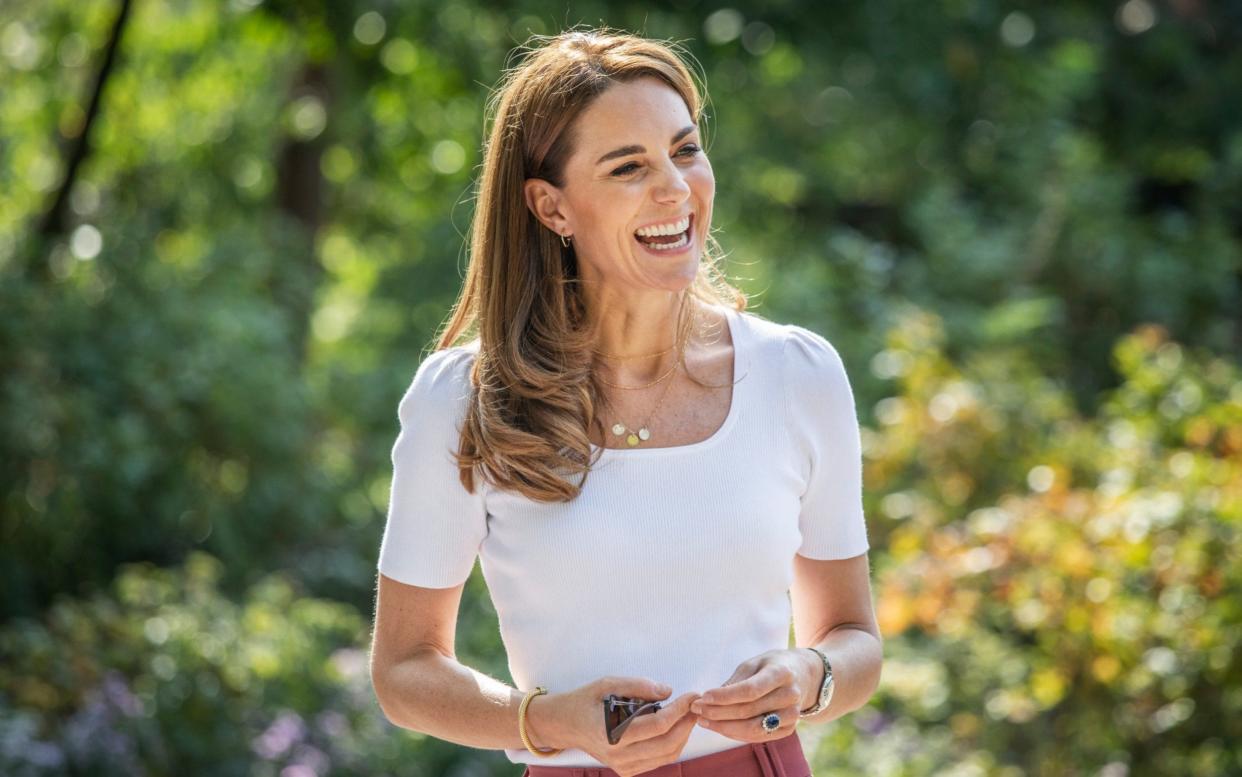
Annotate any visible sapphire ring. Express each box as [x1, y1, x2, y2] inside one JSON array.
[[760, 712, 781, 733]]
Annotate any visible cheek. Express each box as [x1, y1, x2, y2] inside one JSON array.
[[690, 164, 715, 197], [575, 200, 620, 235]]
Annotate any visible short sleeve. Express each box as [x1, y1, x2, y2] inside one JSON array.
[[782, 326, 870, 560], [377, 347, 488, 588]]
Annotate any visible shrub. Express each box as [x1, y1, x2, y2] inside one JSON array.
[[0, 552, 503, 776], [806, 313, 1240, 777]]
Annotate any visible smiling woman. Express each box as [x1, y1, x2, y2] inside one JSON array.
[[523, 75, 714, 297], [369, 27, 881, 777]]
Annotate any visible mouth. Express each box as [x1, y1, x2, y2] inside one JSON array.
[[633, 213, 695, 256]]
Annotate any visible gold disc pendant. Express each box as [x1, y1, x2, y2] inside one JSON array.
[[612, 424, 652, 447]]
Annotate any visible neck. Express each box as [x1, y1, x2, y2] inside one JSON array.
[[587, 292, 696, 384]]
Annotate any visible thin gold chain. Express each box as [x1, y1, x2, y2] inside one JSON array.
[[593, 297, 691, 389], [595, 302, 696, 447], [633, 362, 678, 430], [589, 294, 688, 364], [592, 342, 676, 361], [640, 364, 680, 424], [599, 349, 681, 447], [595, 358, 680, 389]]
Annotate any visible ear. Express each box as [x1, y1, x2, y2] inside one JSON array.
[[523, 178, 573, 238]]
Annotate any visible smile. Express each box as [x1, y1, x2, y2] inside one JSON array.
[[633, 213, 695, 255]]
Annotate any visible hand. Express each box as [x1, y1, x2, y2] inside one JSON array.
[[689, 649, 814, 742], [531, 676, 701, 777]]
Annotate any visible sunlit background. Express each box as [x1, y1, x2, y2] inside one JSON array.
[[2, 1, 1239, 775]]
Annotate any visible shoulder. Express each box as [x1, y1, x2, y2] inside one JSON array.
[[733, 308, 847, 384], [773, 323, 859, 461], [777, 323, 853, 439], [781, 323, 847, 385], [398, 343, 479, 422]]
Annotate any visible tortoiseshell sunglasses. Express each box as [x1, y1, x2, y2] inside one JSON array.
[[603, 694, 663, 745]]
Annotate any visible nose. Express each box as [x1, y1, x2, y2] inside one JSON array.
[[652, 159, 691, 204]]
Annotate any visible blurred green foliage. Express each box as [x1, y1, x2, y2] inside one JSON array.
[[1, 0, 1239, 774], [0, 552, 459, 775], [811, 315, 1240, 776]]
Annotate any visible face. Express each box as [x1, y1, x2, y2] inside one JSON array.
[[525, 76, 715, 296]]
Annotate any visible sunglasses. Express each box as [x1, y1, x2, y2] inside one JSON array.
[[603, 694, 664, 745]]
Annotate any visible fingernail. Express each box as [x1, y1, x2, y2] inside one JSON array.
[[690, 702, 702, 714]]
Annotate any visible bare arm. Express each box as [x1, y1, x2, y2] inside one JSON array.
[[369, 573, 565, 750], [788, 551, 884, 723]]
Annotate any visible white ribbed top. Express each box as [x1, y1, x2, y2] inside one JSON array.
[[377, 304, 870, 767]]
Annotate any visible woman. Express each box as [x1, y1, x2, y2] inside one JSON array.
[[369, 27, 882, 777]]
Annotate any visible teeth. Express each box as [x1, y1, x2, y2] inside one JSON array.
[[635, 215, 691, 237], [641, 231, 690, 250]]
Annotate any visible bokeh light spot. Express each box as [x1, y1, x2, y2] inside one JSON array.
[[1000, 12, 1035, 47], [703, 9, 744, 45], [288, 95, 327, 141], [1117, 0, 1157, 35], [380, 38, 418, 74], [1027, 464, 1054, 493], [430, 139, 465, 174], [353, 12, 386, 46], [70, 224, 102, 260]]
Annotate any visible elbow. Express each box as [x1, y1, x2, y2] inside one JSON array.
[[370, 647, 445, 730], [844, 652, 884, 717], [370, 661, 398, 726], [844, 627, 884, 712], [370, 655, 415, 730], [870, 626, 884, 673], [868, 653, 884, 702], [862, 636, 884, 707]]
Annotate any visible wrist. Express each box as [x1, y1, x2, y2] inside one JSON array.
[[524, 692, 568, 750], [796, 647, 825, 713]]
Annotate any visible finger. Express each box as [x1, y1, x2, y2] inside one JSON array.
[[695, 683, 800, 722], [698, 702, 801, 741], [626, 707, 700, 767], [602, 677, 673, 702], [700, 663, 792, 708], [621, 691, 699, 743], [719, 656, 760, 688]]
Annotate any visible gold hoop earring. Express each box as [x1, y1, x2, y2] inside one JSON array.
[[560, 232, 571, 248]]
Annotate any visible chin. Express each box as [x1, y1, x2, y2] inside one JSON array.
[[661, 260, 702, 290]]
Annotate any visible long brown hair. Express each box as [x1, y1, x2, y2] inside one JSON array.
[[436, 27, 747, 502]]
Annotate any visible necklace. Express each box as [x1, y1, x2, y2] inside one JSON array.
[[604, 361, 679, 446], [590, 295, 688, 362], [594, 301, 694, 447], [595, 359, 679, 390], [592, 342, 676, 361]]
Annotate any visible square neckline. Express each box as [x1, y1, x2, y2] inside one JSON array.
[[589, 304, 746, 458]]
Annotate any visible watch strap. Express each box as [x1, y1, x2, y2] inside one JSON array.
[[798, 647, 834, 718]]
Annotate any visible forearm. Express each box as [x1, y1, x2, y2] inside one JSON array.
[[374, 648, 562, 751], [793, 626, 883, 724]]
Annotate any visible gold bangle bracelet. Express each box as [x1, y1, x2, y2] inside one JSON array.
[[519, 686, 563, 757]]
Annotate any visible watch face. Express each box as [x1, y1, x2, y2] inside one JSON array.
[[820, 674, 834, 704]]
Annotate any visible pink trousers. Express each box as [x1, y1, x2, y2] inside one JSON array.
[[520, 731, 812, 777]]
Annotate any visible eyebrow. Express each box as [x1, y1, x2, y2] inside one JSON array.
[[595, 125, 699, 165]]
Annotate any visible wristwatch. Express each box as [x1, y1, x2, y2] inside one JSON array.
[[798, 647, 835, 718]]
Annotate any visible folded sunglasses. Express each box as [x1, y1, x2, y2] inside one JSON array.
[[603, 694, 664, 745]]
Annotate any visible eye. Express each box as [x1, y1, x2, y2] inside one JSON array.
[[609, 144, 703, 177]]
